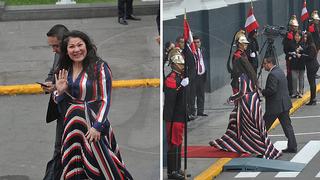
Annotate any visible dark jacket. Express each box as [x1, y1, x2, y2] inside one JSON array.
[[302, 43, 320, 72], [231, 49, 257, 89], [262, 66, 292, 115], [308, 22, 320, 50], [163, 71, 186, 123], [288, 41, 305, 71], [45, 53, 60, 123], [195, 47, 209, 78], [182, 44, 197, 81], [283, 31, 295, 58]]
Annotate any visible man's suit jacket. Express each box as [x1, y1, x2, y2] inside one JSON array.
[[46, 53, 60, 123], [196, 48, 208, 76], [182, 44, 197, 81], [262, 66, 292, 115]]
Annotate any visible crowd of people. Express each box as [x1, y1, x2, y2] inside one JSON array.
[[283, 12, 320, 105], [163, 9, 320, 180]]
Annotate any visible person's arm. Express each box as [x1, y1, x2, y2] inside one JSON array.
[[45, 65, 55, 82], [229, 75, 244, 101], [304, 45, 317, 62], [92, 62, 112, 132], [45, 54, 59, 82], [262, 73, 278, 97]]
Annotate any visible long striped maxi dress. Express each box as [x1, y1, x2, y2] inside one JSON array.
[[209, 74, 282, 159], [56, 61, 133, 179]]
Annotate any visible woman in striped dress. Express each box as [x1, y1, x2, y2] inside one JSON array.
[[209, 74, 282, 159], [54, 30, 133, 179]]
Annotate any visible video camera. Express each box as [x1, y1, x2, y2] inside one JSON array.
[[262, 25, 287, 39]]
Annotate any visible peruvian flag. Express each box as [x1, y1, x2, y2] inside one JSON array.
[[245, 5, 259, 33], [183, 14, 196, 54], [301, 0, 309, 22]]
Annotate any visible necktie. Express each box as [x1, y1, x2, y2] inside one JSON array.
[[198, 50, 202, 74]]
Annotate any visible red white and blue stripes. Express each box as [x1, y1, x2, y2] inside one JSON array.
[[60, 61, 133, 179], [210, 74, 281, 159]]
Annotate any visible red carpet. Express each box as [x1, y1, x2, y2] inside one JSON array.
[[181, 146, 251, 158]]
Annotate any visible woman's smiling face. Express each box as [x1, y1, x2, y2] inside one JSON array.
[[67, 37, 87, 63]]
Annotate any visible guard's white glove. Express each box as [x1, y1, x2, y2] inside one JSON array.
[[250, 52, 256, 58], [180, 77, 189, 87]]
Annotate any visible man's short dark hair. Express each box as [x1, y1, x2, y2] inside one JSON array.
[[46, 24, 69, 40], [175, 36, 184, 43], [264, 57, 276, 65], [193, 35, 200, 40]]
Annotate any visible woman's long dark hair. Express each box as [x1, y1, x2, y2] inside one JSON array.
[[305, 31, 316, 48], [56, 30, 102, 80]]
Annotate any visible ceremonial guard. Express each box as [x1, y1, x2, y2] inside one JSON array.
[[308, 10, 320, 51], [282, 15, 299, 95], [230, 30, 257, 94], [163, 48, 189, 180]]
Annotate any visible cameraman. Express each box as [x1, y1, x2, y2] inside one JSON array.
[[282, 15, 299, 96]]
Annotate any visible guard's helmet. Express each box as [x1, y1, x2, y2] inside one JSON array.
[[289, 15, 299, 27], [168, 48, 184, 64], [235, 30, 249, 44], [311, 10, 320, 21]]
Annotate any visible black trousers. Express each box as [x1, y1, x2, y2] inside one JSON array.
[[43, 118, 63, 180], [286, 59, 293, 95], [264, 111, 297, 150], [307, 66, 319, 101], [118, 0, 133, 18], [195, 74, 206, 114], [167, 145, 181, 174]]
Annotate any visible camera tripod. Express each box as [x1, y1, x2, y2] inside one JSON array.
[[257, 37, 279, 80]]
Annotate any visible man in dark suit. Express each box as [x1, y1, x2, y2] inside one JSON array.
[[261, 57, 297, 153], [193, 36, 208, 116], [42, 24, 69, 180], [118, 0, 141, 25], [179, 36, 197, 120]]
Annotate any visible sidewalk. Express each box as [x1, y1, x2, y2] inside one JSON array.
[[0, 0, 159, 21], [0, 15, 159, 85], [0, 15, 160, 180], [163, 54, 319, 179]]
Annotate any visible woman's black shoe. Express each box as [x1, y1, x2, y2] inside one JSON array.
[[306, 100, 317, 105]]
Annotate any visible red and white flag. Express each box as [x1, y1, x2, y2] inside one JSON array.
[[245, 5, 259, 33], [183, 14, 196, 54], [301, 0, 309, 22]]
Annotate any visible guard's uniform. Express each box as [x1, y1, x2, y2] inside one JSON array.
[[282, 15, 299, 96], [163, 70, 186, 177], [308, 22, 320, 50], [282, 30, 295, 95], [308, 10, 320, 51], [231, 49, 257, 94]]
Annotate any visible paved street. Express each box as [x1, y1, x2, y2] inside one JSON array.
[[0, 15, 160, 179], [163, 54, 320, 179], [216, 96, 320, 180]]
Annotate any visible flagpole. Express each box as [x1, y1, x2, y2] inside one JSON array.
[[184, 8, 188, 180]]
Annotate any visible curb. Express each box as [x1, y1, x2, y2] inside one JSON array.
[[194, 83, 320, 180], [0, 78, 159, 95]]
